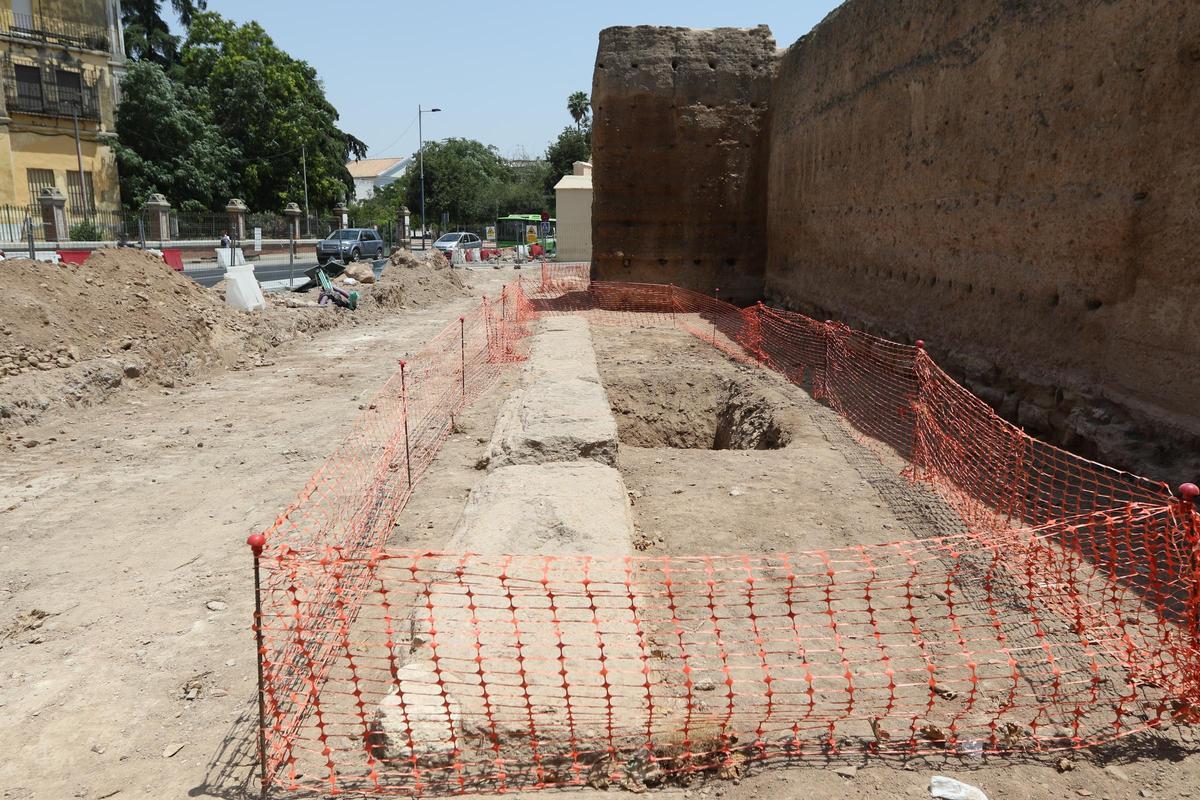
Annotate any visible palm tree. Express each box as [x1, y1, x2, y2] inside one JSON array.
[[122, 0, 207, 65], [567, 91, 590, 130]]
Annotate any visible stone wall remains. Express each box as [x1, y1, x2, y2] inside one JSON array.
[[763, 0, 1200, 476], [591, 25, 776, 303]]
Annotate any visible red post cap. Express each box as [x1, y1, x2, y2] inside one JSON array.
[[247, 533, 266, 556], [1180, 483, 1199, 502], [398, 359, 406, 369], [915, 340, 926, 350], [459, 316, 465, 323]]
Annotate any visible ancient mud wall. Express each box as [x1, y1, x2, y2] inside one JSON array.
[[591, 26, 776, 303], [763, 0, 1200, 475]]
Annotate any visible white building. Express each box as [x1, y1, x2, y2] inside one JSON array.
[[346, 157, 410, 202], [553, 161, 592, 262]]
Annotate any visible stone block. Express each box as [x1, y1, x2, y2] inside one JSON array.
[[369, 661, 462, 765], [448, 462, 633, 555], [487, 377, 618, 468]]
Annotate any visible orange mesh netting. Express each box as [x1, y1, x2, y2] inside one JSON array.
[[249, 264, 1200, 797]]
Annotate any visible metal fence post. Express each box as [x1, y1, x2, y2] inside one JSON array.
[[25, 214, 35, 259], [459, 315, 466, 400], [288, 224, 296, 290], [245, 533, 269, 798], [400, 360, 413, 489], [713, 287, 720, 345]]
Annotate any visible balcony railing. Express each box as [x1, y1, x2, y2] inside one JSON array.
[[5, 79, 101, 121], [0, 9, 110, 53]]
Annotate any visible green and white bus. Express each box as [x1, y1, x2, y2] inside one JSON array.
[[496, 214, 555, 249]]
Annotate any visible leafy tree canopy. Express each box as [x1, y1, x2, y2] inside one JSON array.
[[544, 125, 591, 195], [177, 13, 364, 211], [116, 10, 362, 212], [113, 60, 236, 210]]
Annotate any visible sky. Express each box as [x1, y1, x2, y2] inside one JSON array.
[[173, 1, 842, 162]]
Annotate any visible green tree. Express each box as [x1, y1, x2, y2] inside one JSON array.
[[175, 12, 364, 211], [567, 91, 591, 130], [122, 0, 206, 65], [350, 180, 406, 228], [544, 126, 591, 195], [112, 60, 236, 209], [394, 139, 512, 228]]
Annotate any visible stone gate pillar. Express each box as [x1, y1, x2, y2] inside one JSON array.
[[38, 187, 68, 243], [225, 198, 248, 241], [398, 205, 410, 243], [144, 193, 171, 241], [283, 202, 302, 240], [331, 203, 349, 232]]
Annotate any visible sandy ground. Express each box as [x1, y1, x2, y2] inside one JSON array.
[[4, 293, 1199, 800], [589, 325, 1200, 800], [0, 267, 521, 800]]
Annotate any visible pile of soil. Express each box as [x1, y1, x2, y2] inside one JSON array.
[[0, 250, 349, 430], [369, 248, 469, 308]]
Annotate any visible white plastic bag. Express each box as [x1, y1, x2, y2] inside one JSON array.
[[931, 776, 989, 800]]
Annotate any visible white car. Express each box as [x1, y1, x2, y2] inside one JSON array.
[[432, 232, 482, 255]]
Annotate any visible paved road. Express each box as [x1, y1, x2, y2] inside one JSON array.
[[185, 258, 392, 291], [185, 259, 318, 288]]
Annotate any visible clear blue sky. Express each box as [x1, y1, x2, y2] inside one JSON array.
[[175, 1, 841, 161]]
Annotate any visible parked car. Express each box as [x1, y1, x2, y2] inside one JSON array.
[[316, 228, 385, 264], [432, 232, 482, 257]]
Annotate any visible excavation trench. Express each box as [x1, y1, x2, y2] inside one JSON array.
[[602, 369, 798, 451]]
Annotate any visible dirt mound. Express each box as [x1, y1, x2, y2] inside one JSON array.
[[0, 250, 348, 429], [369, 249, 468, 308], [388, 247, 449, 270]]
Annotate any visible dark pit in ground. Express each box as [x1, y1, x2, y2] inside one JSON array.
[[601, 367, 797, 450]]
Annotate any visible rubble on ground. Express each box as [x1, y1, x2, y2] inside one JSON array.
[[342, 262, 376, 284], [1, 250, 341, 429]]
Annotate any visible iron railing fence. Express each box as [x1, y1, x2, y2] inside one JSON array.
[[0, 9, 111, 52], [0, 205, 330, 244]]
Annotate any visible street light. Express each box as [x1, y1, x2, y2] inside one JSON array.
[[418, 105, 442, 251]]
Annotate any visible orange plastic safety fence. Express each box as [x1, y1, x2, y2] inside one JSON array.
[[251, 266, 1200, 797], [252, 282, 535, 780]]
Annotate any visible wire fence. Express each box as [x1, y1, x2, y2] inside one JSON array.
[[0, 204, 329, 245], [246, 265, 1200, 797]]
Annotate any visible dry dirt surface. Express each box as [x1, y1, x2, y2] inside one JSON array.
[[589, 324, 1200, 800], [0, 249, 470, 435], [0, 267, 519, 800], [5, 289, 1200, 800]]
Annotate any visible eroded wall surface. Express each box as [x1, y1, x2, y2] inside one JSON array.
[[764, 0, 1200, 472], [591, 26, 776, 302]]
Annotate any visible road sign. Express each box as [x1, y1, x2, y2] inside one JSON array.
[[540, 211, 549, 222], [526, 225, 538, 244], [539, 221, 551, 237], [485, 225, 496, 241]]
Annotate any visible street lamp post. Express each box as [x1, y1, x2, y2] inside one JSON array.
[[418, 105, 441, 251]]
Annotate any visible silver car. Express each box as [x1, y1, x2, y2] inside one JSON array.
[[317, 228, 386, 264], [432, 232, 482, 256]]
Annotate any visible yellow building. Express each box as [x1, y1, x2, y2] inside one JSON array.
[[0, 0, 125, 228]]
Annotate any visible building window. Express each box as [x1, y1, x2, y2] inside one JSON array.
[[26, 168, 56, 204], [55, 69, 83, 112], [14, 64, 43, 110], [67, 171, 95, 213]]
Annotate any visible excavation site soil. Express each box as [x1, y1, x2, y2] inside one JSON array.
[[3, 278, 1199, 800], [588, 325, 1200, 800]]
